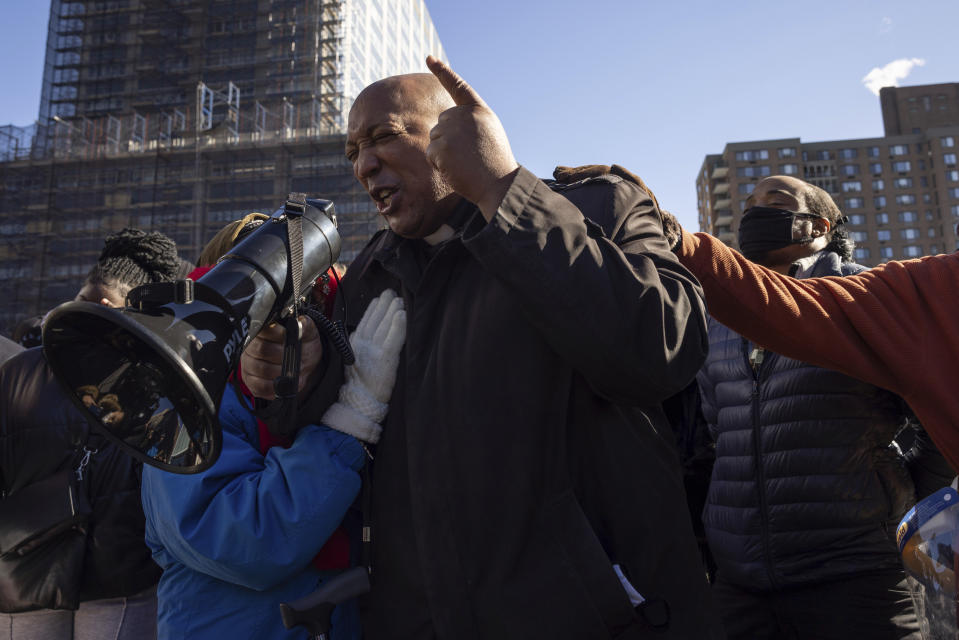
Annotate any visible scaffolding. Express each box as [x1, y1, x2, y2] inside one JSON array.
[[0, 125, 37, 162], [0, 0, 370, 335], [0, 0, 449, 334]]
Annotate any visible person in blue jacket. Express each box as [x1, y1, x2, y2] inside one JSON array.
[[141, 288, 406, 640]]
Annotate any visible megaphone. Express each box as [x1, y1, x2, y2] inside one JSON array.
[[42, 195, 340, 474]]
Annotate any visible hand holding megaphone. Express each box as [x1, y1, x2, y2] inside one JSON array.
[[241, 316, 324, 400]]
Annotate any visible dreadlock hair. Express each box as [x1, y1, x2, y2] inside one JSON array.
[[802, 182, 855, 262], [85, 228, 180, 294]]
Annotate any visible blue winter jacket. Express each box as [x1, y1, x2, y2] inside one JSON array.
[[141, 387, 365, 640]]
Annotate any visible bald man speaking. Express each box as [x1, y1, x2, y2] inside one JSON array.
[[288, 58, 724, 639]]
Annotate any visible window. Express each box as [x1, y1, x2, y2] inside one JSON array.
[[880, 247, 894, 259], [903, 246, 922, 257], [867, 146, 880, 157], [872, 179, 885, 191], [951, 205, 959, 217], [890, 144, 909, 156], [878, 229, 892, 241], [735, 149, 769, 162], [876, 212, 889, 224], [854, 248, 871, 260], [874, 195, 887, 207], [943, 136, 956, 148], [780, 163, 799, 175], [926, 210, 935, 220], [841, 164, 859, 176], [816, 150, 833, 160], [923, 194, 932, 204], [901, 228, 921, 240], [921, 177, 929, 188], [928, 227, 939, 237], [898, 211, 918, 222], [736, 165, 771, 178], [896, 194, 917, 205], [949, 188, 959, 199], [869, 162, 883, 175], [929, 245, 939, 254], [893, 177, 914, 188], [944, 153, 957, 166], [948, 170, 959, 182], [778, 147, 797, 158], [838, 148, 858, 159], [841, 180, 862, 192], [845, 197, 864, 209], [849, 231, 868, 242], [738, 183, 755, 195], [892, 161, 912, 173], [848, 214, 866, 225]]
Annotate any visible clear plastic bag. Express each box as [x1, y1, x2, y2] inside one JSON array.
[[898, 486, 959, 639]]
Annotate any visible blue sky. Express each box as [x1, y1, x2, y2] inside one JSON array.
[[2, 1, 958, 230]]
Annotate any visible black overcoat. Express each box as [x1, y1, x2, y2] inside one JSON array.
[[309, 167, 723, 639]]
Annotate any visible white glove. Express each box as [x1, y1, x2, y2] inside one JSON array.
[[320, 289, 406, 443]]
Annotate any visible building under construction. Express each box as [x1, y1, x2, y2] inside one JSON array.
[[0, 0, 446, 334]]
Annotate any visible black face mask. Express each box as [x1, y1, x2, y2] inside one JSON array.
[[737, 206, 825, 262]]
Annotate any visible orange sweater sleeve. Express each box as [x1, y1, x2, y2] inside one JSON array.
[[678, 229, 959, 471], [676, 230, 932, 399]]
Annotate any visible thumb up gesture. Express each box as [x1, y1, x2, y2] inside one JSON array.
[[425, 55, 520, 220]]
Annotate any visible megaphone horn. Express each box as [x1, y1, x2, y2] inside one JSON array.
[[43, 196, 340, 473]]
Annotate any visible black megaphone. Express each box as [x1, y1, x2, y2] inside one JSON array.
[[42, 195, 340, 473]]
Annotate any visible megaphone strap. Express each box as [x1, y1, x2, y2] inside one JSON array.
[[284, 193, 308, 307]]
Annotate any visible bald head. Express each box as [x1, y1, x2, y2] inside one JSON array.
[[350, 73, 454, 128], [345, 73, 461, 239]]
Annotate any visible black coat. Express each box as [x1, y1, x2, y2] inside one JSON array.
[[0, 347, 160, 609], [309, 167, 723, 639], [697, 251, 914, 591]]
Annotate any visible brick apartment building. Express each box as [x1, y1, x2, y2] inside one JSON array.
[[696, 83, 959, 266]]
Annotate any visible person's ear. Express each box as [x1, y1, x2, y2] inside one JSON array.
[[811, 218, 830, 237]]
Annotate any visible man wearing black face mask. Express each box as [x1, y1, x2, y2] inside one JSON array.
[[694, 175, 930, 639]]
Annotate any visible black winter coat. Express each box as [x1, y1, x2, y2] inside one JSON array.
[[697, 251, 914, 591], [0, 347, 160, 610], [308, 167, 724, 639]]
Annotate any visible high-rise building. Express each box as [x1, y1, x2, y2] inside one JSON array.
[[697, 82, 959, 267], [0, 0, 446, 334]]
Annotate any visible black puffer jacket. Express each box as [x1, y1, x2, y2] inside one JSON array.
[[0, 347, 160, 610], [697, 251, 914, 591]]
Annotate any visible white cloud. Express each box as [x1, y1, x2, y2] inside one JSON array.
[[878, 17, 893, 35], [861, 58, 926, 95]]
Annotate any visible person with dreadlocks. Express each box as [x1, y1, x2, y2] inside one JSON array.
[[0, 228, 180, 639], [688, 175, 934, 639]]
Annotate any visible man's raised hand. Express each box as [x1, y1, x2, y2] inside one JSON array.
[[425, 55, 519, 220]]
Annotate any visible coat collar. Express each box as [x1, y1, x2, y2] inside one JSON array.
[[371, 198, 481, 292], [790, 250, 869, 279]]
